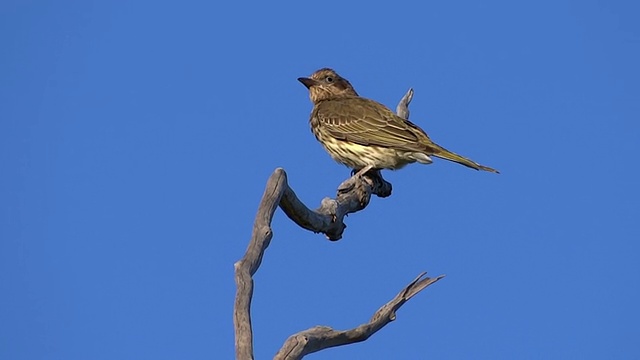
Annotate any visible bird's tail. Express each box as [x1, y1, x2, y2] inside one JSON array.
[[431, 144, 499, 173]]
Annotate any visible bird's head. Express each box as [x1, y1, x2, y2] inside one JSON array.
[[298, 68, 358, 103]]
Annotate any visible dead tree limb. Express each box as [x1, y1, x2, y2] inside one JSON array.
[[233, 88, 443, 359], [396, 87, 414, 120], [274, 272, 445, 360]]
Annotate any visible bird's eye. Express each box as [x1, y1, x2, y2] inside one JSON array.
[[325, 76, 334, 83]]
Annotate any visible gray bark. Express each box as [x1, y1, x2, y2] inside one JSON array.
[[274, 272, 444, 360]]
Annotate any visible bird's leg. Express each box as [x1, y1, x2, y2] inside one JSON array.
[[354, 165, 374, 178], [339, 166, 373, 195]]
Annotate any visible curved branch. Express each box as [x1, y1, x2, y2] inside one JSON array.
[[274, 272, 445, 360], [396, 87, 414, 120], [234, 164, 383, 358], [234, 169, 288, 360], [280, 165, 387, 241]]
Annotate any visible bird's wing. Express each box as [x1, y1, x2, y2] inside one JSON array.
[[314, 97, 436, 152]]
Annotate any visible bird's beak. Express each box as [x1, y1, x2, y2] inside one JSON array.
[[297, 77, 317, 89]]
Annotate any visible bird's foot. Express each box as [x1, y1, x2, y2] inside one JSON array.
[[353, 165, 374, 178], [341, 166, 373, 194]]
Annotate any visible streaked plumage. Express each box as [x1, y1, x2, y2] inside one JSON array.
[[298, 68, 498, 173]]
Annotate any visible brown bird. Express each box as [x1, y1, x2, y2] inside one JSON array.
[[298, 68, 498, 173]]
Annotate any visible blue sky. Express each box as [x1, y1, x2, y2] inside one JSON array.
[[1, 1, 639, 359]]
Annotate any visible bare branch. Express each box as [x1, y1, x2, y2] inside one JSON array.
[[234, 169, 288, 360], [280, 166, 389, 241], [396, 88, 414, 120], [234, 167, 386, 358], [274, 273, 446, 360]]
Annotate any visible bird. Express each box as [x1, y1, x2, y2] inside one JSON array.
[[298, 68, 498, 173]]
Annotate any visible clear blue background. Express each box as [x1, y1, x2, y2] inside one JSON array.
[[2, 1, 639, 359]]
